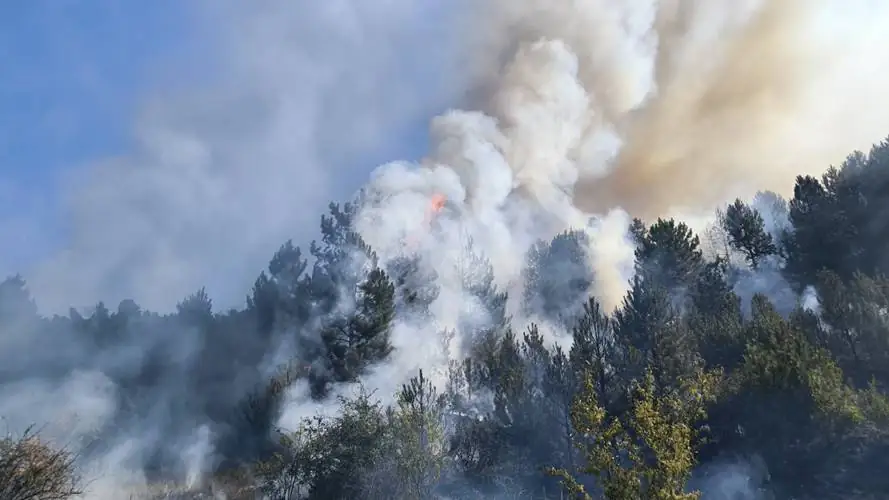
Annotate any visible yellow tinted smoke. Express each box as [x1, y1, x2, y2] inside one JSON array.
[[463, 0, 889, 220]]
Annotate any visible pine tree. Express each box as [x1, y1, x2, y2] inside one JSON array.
[[570, 298, 617, 411], [383, 369, 448, 499], [309, 201, 375, 314], [688, 258, 744, 370], [634, 218, 704, 292], [321, 267, 396, 385], [721, 199, 777, 268], [614, 276, 697, 393], [176, 287, 214, 329], [248, 240, 312, 338], [815, 270, 889, 383], [784, 174, 851, 284]]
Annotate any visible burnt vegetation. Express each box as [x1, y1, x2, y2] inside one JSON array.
[[4, 139, 889, 498]]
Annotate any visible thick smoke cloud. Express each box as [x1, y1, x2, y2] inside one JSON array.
[[355, 0, 889, 323], [4, 0, 889, 498], [13, 0, 889, 314], [460, 0, 889, 219], [341, 3, 889, 489]]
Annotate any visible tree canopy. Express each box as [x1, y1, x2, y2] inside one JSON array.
[[5, 138, 889, 499]]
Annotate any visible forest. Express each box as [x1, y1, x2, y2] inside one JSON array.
[[4, 137, 889, 500]]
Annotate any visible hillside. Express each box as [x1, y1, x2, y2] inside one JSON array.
[[3, 138, 889, 499]]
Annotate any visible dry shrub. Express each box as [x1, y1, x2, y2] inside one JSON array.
[[0, 427, 82, 500]]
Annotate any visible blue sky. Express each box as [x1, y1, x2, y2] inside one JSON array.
[[1, 1, 199, 178], [0, 1, 453, 312], [0, 1, 203, 273]]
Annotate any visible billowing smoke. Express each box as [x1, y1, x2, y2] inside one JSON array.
[[340, 1, 889, 493], [462, 0, 889, 218], [17, 0, 889, 316], [352, 0, 889, 351], [4, 0, 889, 498]]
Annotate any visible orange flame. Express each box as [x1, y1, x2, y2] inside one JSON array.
[[424, 193, 447, 227], [406, 194, 447, 250], [429, 193, 446, 213]]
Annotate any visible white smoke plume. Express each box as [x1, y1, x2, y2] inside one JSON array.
[[13, 0, 889, 315], [5, 0, 889, 497], [339, 4, 889, 493], [349, 0, 889, 383]]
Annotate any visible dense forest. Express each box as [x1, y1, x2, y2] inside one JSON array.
[[4, 138, 889, 499]]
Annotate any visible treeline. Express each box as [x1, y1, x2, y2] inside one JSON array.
[[3, 138, 889, 499]]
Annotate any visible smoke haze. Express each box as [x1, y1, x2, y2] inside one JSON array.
[[8, 0, 889, 313], [4, 0, 889, 498], [16, 0, 468, 314]]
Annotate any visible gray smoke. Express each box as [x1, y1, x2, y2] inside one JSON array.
[[4, 0, 889, 497]]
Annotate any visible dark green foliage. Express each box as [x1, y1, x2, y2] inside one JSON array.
[[814, 270, 889, 383], [176, 288, 214, 329], [784, 138, 889, 286], [784, 174, 852, 285], [614, 276, 698, 393], [240, 362, 309, 460], [721, 199, 777, 268], [248, 240, 313, 338], [257, 388, 389, 500], [309, 201, 376, 314], [689, 258, 745, 371], [321, 267, 396, 386], [634, 218, 704, 292], [8, 137, 889, 499], [570, 298, 617, 409]]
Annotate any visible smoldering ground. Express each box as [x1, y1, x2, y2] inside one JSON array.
[[3, 0, 889, 498]]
